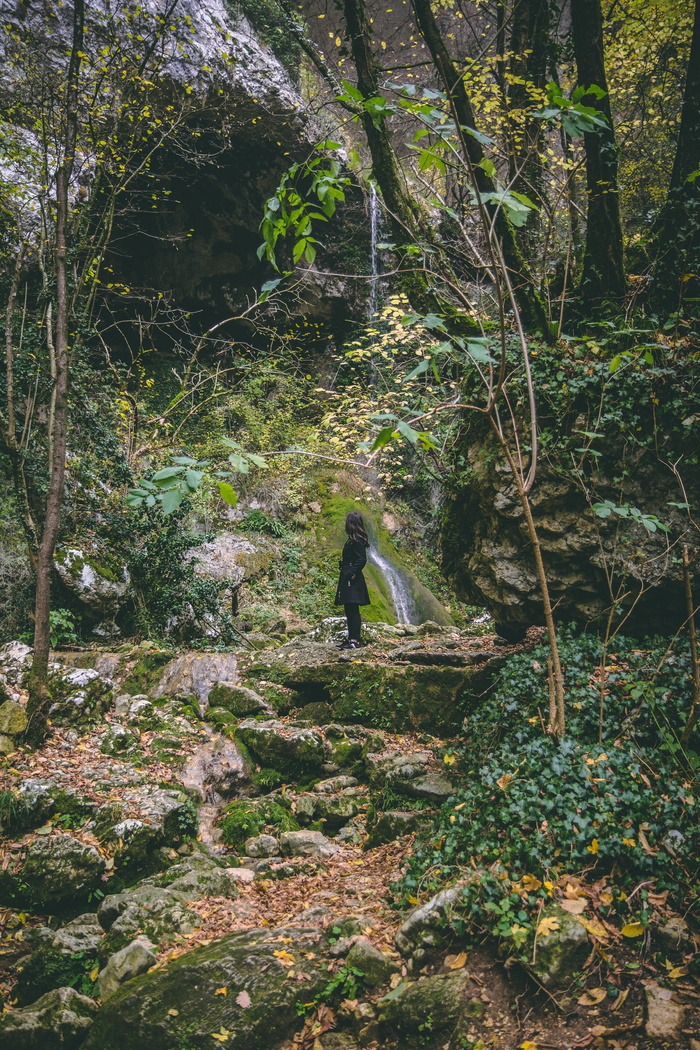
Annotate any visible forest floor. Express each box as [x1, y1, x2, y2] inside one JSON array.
[[1, 630, 699, 1050]]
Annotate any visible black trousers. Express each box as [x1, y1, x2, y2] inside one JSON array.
[[344, 603, 362, 641]]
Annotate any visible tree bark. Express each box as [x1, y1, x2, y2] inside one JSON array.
[[507, 0, 550, 210], [648, 0, 700, 313], [570, 0, 626, 302], [26, 0, 85, 744], [410, 0, 555, 338]]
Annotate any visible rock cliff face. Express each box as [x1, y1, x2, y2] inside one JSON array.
[[441, 435, 700, 634], [2, 0, 369, 327]]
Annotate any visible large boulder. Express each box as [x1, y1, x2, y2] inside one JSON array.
[[82, 926, 330, 1050], [441, 427, 700, 634], [523, 904, 591, 989], [150, 652, 239, 704], [378, 971, 472, 1044], [0, 986, 98, 1050], [0, 833, 106, 908], [236, 719, 325, 776], [54, 548, 131, 627], [98, 940, 158, 1001], [0, 699, 28, 736]]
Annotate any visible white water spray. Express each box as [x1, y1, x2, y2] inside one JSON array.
[[368, 546, 419, 625]]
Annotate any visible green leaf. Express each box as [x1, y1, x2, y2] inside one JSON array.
[[152, 466, 184, 482], [160, 486, 183, 515], [247, 454, 268, 469], [370, 426, 398, 451], [403, 358, 431, 381], [477, 157, 496, 178], [217, 482, 238, 507], [171, 456, 197, 466], [397, 420, 420, 443], [185, 469, 204, 490]]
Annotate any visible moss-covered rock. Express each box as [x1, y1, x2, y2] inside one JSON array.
[[235, 719, 325, 776], [0, 833, 106, 908], [82, 926, 331, 1050], [378, 971, 471, 1044], [14, 946, 99, 1006], [208, 682, 271, 717], [218, 797, 299, 848], [0, 985, 99, 1050], [524, 904, 590, 989]]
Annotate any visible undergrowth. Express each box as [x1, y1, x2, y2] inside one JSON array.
[[394, 629, 700, 950]]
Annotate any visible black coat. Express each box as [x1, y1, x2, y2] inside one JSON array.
[[334, 538, 370, 606]]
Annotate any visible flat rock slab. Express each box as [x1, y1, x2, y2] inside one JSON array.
[[82, 926, 330, 1050], [252, 657, 505, 733]]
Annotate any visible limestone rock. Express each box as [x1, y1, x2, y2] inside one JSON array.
[[0, 641, 33, 684], [279, 830, 340, 859], [185, 533, 273, 584], [652, 916, 692, 954], [645, 982, 686, 1042], [378, 970, 471, 1042], [51, 914, 104, 955], [395, 884, 469, 956], [245, 834, 280, 858], [0, 700, 27, 736], [365, 810, 431, 850], [346, 938, 400, 987], [82, 926, 330, 1050], [150, 652, 239, 704], [208, 682, 272, 717], [525, 904, 590, 989], [0, 985, 98, 1050], [0, 734, 15, 754], [236, 719, 325, 776], [250, 638, 345, 672], [366, 748, 454, 801], [0, 833, 106, 908], [98, 940, 157, 1000], [54, 547, 131, 621], [180, 732, 256, 800]]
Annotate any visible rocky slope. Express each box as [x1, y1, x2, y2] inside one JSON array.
[[1, 633, 698, 1050]]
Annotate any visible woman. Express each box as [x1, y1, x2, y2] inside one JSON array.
[[334, 511, 370, 649]]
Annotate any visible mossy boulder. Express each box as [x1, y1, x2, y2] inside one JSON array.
[[14, 946, 99, 1006], [0, 986, 99, 1050], [378, 971, 471, 1044], [524, 904, 590, 989], [0, 833, 106, 908], [0, 700, 28, 736], [82, 926, 330, 1050], [208, 682, 272, 717], [235, 719, 325, 776]]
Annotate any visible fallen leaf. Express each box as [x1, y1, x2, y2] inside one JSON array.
[[578, 987, 607, 1006], [621, 922, 645, 938], [215, 987, 227, 996], [656, 987, 673, 1001], [537, 916, 560, 936], [587, 838, 599, 854], [611, 988, 629, 1011], [560, 898, 586, 914], [450, 951, 467, 970], [496, 772, 513, 790], [88, 966, 99, 982], [667, 966, 687, 979], [168, 1008, 179, 1016], [236, 990, 251, 1007], [576, 915, 611, 941]]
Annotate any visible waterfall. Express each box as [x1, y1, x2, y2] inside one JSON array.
[[368, 546, 420, 625], [368, 183, 380, 320]]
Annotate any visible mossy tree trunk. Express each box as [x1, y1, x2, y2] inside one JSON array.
[[26, 0, 85, 744], [571, 0, 626, 303]]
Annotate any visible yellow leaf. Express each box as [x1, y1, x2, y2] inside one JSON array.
[[536, 916, 560, 937], [521, 874, 542, 892], [496, 772, 513, 790], [578, 987, 607, 1006], [576, 916, 610, 940], [450, 951, 467, 969], [407, 895, 419, 905], [88, 966, 99, 982], [215, 987, 227, 996], [443, 753, 457, 765], [621, 837, 636, 847], [611, 988, 629, 1010], [168, 1009, 179, 1016], [587, 838, 599, 854], [621, 922, 645, 938], [520, 1042, 540, 1050], [668, 966, 687, 979]]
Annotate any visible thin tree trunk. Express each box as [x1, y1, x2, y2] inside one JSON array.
[[681, 546, 700, 744], [410, 0, 555, 338], [570, 0, 626, 302], [507, 0, 550, 212], [648, 0, 700, 313], [26, 0, 85, 744]]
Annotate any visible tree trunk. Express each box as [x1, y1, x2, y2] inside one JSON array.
[[410, 0, 555, 339], [570, 0, 626, 302], [26, 0, 85, 744], [507, 0, 550, 211], [648, 0, 700, 313]]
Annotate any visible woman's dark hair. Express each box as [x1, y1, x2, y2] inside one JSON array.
[[345, 511, 369, 546]]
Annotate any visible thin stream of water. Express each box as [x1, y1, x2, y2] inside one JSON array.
[[368, 546, 419, 625]]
